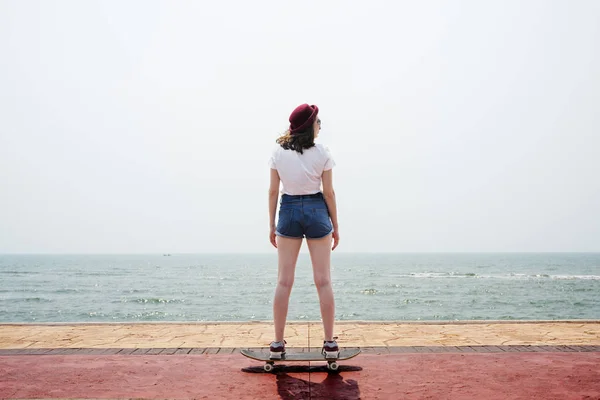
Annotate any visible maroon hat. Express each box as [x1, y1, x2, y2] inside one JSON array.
[[289, 103, 319, 134]]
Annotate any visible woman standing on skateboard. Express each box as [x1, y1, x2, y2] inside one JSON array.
[[267, 103, 340, 360]]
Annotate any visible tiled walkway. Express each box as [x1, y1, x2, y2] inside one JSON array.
[[1, 320, 599, 349], [1, 321, 599, 399]]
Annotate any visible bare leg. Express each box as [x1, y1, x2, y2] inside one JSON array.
[[273, 236, 302, 342], [307, 234, 335, 341]]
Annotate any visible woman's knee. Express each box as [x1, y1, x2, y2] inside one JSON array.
[[277, 277, 295, 289], [313, 275, 331, 289]]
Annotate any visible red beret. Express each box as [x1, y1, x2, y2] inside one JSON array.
[[289, 103, 319, 134]]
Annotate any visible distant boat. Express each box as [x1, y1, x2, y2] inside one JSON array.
[[163, 254, 171, 256]]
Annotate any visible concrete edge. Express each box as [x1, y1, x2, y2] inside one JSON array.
[[1, 319, 599, 326], [1, 345, 599, 355]]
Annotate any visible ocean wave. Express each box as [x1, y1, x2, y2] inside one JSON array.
[[125, 311, 171, 319], [407, 272, 479, 278], [549, 275, 600, 280], [71, 272, 122, 277], [401, 272, 600, 280], [55, 289, 80, 293], [9, 297, 54, 302], [0, 270, 39, 275], [361, 288, 379, 295], [120, 298, 186, 304]]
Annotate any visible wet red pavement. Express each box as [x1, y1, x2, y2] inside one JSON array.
[[1, 352, 599, 399]]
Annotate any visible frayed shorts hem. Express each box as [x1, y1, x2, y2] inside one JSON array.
[[275, 229, 333, 240], [275, 231, 302, 239], [306, 229, 334, 240]]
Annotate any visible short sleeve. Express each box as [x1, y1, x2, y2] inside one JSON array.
[[268, 146, 278, 169], [323, 145, 336, 171]]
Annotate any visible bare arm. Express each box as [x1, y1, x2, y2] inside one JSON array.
[[321, 169, 339, 250], [268, 168, 280, 247]]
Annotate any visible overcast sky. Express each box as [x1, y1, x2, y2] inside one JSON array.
[[1, 0, 598, 254]]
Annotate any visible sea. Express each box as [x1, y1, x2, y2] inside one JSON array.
[[0, 253, 598, 323]]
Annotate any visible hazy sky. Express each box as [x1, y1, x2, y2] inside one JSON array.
[[1, 1, 599, 253]]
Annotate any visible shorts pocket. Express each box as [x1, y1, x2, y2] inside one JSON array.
[[276, 209, 293, 236], [305, 208, 333, 238], [315, 208, 332, 227]]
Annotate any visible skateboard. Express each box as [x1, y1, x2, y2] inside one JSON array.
[[240, 348, 361, 372]]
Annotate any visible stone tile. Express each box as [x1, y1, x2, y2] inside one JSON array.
[[361, 347, 389, 354], [159, 348, 179, 355], [581, 345, 600, 351], [131, 348, 152, 355], [565, 345, 586, 352], [497, 346, 521, 352], [481, 346, 505, 352], [456, 346, 477, 352]]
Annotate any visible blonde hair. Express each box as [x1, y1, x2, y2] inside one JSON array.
[[276, 127, 315, 154]]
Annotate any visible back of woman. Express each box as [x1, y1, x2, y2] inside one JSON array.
[[270, 143, 335, 196], [267, 103, 340, 360]]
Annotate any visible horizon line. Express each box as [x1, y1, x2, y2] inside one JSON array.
[[1, 251, 600, 255]]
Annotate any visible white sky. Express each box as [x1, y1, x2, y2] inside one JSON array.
[[1, 0, 599, 254]]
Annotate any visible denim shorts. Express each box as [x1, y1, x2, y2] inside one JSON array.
[[276, 192, 334, 239]]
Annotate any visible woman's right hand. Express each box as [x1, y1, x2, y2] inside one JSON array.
[[270, 226, 278, 248], [332, 229, 339, 251]]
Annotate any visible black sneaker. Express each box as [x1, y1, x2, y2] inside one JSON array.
[[321, 339, 339, 359], [269, 340, 286, 359]]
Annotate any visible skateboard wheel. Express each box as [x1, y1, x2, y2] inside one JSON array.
[[264, 363, 274, 372], [327, 362, 339, 371]]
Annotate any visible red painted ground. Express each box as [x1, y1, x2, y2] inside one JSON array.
[[0, 353, 598, 399]]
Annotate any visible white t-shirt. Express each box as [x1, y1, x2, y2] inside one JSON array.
[[269, 143, 336, 195]]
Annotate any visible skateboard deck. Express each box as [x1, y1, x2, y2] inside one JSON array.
[[240, 348, 361, 372]]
